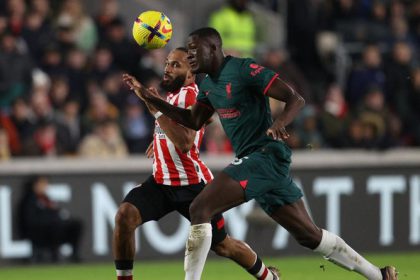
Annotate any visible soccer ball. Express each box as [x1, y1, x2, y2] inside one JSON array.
[[132, 10, 172, 49]]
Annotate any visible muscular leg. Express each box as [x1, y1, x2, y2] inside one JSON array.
[[213, 236, 279, 280], [185, 172, 247, 280], [270, 199, 383, 280], [113, 202, 142, 280]]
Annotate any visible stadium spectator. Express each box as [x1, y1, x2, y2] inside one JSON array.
[[385, 41, 415, 102], [319, 84, 351, 148], [0, 31, 34, 110], [21, 11, 53, 64], [209, 0, 257, 57], [95, 0, 123, 42], [6, 0, 26, 36], [9, 98, 36, 145], [394, 67, 420, 146], [295, 105, 324, 149], [81, 90, 119, 134], [119, 96, 152, 154], [103, 18, 143, 73], [57, 0, 98, 54], [49, 76, 71, 110], [102, 71, 129, 110], [17, 175, 83, 263], [346, 43, 386, 106], [353, 87, 390, 149], [78, 119, 128, 158], [55, 99, 82, 155], [90, 45, 116, 83], [64, 48, 88, 102]]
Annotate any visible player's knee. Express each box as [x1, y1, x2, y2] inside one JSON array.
[[115, 203, 141, 230], [189, 198, 211, 222]]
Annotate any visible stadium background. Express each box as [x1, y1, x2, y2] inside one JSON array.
[[0, 0, 419, 278]]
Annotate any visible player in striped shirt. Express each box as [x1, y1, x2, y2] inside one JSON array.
[[114, 48, 279, 280]]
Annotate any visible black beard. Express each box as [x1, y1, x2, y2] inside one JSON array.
[[160, 75, 186, 93]]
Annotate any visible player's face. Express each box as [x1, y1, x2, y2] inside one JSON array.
[[160, 50, 190, 92], [186, 35, 213, 74]]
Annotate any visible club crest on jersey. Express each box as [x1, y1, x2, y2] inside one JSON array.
[[226, 82, 232, 99], [249, 63, 264, 76]]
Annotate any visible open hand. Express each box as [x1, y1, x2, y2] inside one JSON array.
[[266, 121, 289, 141], [122, 73, 149, 101]]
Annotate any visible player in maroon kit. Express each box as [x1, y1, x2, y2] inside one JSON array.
[[114, 47, 279, 280]]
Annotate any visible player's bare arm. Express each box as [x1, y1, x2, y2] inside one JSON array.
[[141, 87, 196, 153], [265, 78, 305, 140], [156, 113, 196, 153], [123, 73, 213, 131]]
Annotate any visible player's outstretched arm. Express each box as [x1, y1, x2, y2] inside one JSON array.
[[266, 78, 305, 140], [123, 74, 213, 130]]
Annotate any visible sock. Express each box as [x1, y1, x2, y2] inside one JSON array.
[[247, 256, 276, 280], [184, 223, 212, 280], [314, 229, 382, 280], [115, 260, 133, 280]]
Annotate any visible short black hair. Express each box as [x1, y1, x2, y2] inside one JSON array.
[[188, 27, 222, 47], [175, 47, 188, 53]]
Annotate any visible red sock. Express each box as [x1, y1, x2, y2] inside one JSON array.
[[117, 276, 133, 280]]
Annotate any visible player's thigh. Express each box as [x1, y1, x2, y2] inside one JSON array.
[[190, 172, 246, 218], [122, 176, 173, 224]]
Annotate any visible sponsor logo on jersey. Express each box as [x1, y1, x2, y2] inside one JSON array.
[[226, 82, 232, 99], [217, 108, 241, 119], [249, 63, 264, 76]]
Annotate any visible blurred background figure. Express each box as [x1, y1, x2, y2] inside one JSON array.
[[17, 175, 83, 263], [78, 118, 128, 158], [209, 0, 257, 57], [203, 116, 233, 154]]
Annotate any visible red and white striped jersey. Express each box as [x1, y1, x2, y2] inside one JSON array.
[[152, 83, 213, 186]]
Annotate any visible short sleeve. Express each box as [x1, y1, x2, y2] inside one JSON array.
[[196, 89, 214, 111], [239, 58, 279, 95]]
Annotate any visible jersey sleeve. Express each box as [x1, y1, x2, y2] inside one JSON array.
[[239, 58, 279, 95], [196, 88, 214, 111]]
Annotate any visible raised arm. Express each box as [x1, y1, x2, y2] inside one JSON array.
[[265, 77, 305, 140], [123, 74, 214, 131]]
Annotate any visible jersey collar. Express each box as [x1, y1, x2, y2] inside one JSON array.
[[168, 82, 197, 95], [210, 55, 232, 81]]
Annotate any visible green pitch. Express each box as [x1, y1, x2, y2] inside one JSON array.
[[0, 252, 417, 279]]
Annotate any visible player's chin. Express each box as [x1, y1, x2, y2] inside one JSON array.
[[190, 65, 200, 74]]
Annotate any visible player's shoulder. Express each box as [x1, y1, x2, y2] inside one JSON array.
[[179, 83, 199, 96]]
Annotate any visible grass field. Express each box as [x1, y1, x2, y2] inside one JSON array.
[[0, 252, 417, 279]]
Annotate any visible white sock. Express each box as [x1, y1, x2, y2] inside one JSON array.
[[184, 223, 212, 280], [314, 229, 382, 280]]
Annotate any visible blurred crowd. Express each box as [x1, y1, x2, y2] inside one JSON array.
[[0, 0, 419, 160]]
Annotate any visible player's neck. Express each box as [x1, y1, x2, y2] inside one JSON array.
[[209, 54, 227, 78]]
